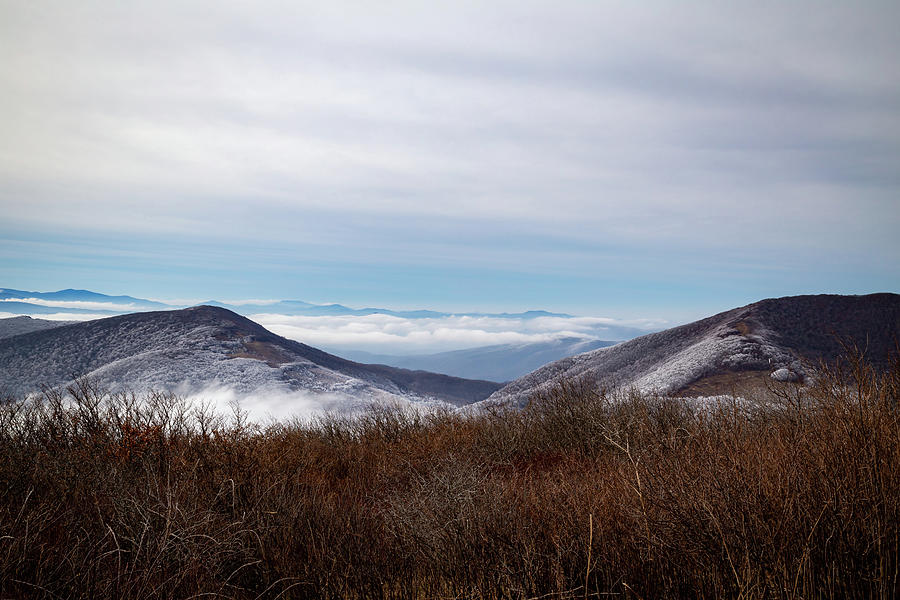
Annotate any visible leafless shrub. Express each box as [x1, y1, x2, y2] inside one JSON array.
[[1, 349, 898, 598]]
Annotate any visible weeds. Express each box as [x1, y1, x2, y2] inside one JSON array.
[[0, 347, 898, 598]]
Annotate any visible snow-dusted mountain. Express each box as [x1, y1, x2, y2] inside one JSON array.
[[335, 338, 616, 383], [0, 316, 72, 339], [0, 306, 501, 407], [484, 293, 900, 407]]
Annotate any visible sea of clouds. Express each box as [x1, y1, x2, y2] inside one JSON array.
[[251, 313, 663, 355], [1, 303, 664, 355]]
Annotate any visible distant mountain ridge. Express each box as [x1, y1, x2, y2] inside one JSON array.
[[192, 301, 574, 320], [485, 293, 900, 407], [0, 288, 169, 309], [0, 306, 501, 407], [0, 288, 577, 321]]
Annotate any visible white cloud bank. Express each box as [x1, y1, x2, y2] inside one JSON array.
[[253, 312, 662, 355], [179, 384, 352, 424], [179, 384, 450, 425]]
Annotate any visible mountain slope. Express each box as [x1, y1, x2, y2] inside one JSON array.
[[0, 316, 72, 340], [0, 306, 501, 406], [335, 338, 616, 382], [485, 293, 900, 407]]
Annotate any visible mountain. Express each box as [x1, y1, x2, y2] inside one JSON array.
[[485, 293, 900, 407], [335, 338, 617, 383], [0, 316, 72, 339], [0, 306, 501, 407]]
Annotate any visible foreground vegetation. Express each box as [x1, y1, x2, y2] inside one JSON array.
[[1, 349, 898, 599]]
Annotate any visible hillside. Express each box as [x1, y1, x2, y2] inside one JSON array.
[[486, 293, 900, 406], [0, 316, 71, 339], [0, 306, 501, 407]]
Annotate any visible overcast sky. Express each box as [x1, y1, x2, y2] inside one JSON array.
[[1, 1, 898, 321]]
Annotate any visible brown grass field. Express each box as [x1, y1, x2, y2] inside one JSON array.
[[1, 346, 898, 599]]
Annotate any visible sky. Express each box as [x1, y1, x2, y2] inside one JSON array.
[[1, 0, 899, 323]]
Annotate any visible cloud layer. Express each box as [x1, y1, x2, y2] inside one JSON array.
[[253, 312, 660, 355]]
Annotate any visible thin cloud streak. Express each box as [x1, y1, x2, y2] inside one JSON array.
[[0, 298, 141, 312]]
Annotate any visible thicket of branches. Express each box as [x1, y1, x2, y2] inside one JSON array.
[[1, 347, 898, 599]]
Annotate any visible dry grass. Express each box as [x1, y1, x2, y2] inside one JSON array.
[[1, 347, 898, 599]]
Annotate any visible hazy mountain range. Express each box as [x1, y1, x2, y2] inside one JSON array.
[[0, 288, 575, 321], [0, 288, 168, 313], [335, 338, 616, 383], [206, 299, 573, 321]]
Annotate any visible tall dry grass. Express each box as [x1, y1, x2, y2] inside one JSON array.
[[0, 347, 898, 599]]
